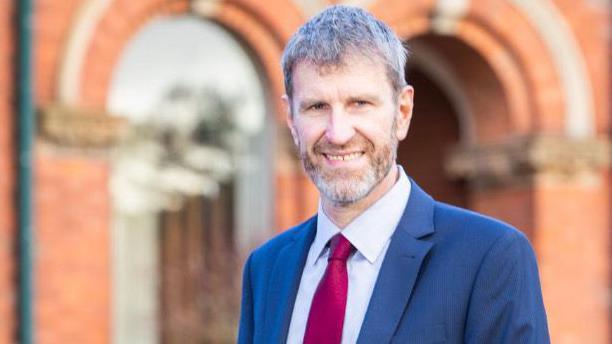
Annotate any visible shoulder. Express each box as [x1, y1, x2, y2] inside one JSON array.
[[431, 201, 533, 258], [439, 206, 550, 342]]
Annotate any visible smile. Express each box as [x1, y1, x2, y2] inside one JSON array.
[[324, 152, 363, 161]]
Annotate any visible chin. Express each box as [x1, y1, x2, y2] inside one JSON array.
[[317, 176, 378, 205]]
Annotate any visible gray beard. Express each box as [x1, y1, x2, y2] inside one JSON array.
[[298, 138, 397, 206]]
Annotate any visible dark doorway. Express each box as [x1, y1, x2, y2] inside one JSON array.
[[159, 183, 239, 343], [399, 67, 467, 208]]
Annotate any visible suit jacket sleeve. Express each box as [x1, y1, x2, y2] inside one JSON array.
[[238, 254, 254, 344], [464, 230, 550, 343]]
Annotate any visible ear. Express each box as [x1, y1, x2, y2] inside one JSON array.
[[395, 85, 414, 141], [282, 94, 299, 146]]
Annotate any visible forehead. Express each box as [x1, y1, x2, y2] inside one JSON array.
[[291, 56, 393, 100]]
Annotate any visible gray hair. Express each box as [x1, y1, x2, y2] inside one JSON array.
[[281, 5, 408, 99]]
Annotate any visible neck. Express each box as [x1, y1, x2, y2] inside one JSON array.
[[322, 165, 399, 229]]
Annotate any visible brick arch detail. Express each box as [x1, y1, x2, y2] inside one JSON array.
[[69, 0, 578, 137], [388, 15, 531, 142], [71, 0, 314, 231], [58, 0, 192, 105], [409, 40, 478, 144], [210, 1, 296, 120], [507, 0, 595, 137], [75, 0, 305, 120], [464, 0, 564, 134], [453, 19, 532, 137], [371, 0, 569, 141]]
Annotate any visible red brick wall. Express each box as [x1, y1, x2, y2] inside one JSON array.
[[34, 1, 113, 342], [536, 171, 611, 343], [35, 0, 81, 105], [35, 148, 111, 344], [0, 0, 15, 342]]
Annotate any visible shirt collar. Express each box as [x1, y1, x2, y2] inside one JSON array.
[[312, 165, 411, 264]]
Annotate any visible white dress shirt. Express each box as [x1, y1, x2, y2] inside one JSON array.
[[286, 166, 411, 344]]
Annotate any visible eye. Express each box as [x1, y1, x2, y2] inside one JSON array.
[[351, 99, 372, 109], [309, 102, 328, 111]]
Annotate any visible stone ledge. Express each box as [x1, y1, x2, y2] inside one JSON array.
[[445, 135, 610, 187], [39, 104, 127, 148]]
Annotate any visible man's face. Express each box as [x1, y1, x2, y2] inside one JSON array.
[[284, 55, 413, 205]]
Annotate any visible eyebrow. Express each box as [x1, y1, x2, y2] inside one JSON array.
[[347, 94, 380, 103], [297, 98, 326, 111]]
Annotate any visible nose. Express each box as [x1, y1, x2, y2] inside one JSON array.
[[325, 108, 355, 145]]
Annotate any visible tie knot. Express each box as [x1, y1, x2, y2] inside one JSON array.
[[328, 234, 353, 262]]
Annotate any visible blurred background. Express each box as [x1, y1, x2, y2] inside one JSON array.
[[1, 0, 610, 343]]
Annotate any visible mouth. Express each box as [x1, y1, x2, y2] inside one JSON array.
[[322, 151, 364, 162]]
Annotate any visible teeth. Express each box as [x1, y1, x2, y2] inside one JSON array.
[[326, 153, 362, 161]]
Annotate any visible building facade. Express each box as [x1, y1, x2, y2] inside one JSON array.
[[1, 0, 610, 343]]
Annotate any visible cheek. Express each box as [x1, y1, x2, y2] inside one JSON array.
[[356, 120, 395, 144], [365, 107, 396, 133], [291, 129, 315, 154], [294, 121, 325, 145]]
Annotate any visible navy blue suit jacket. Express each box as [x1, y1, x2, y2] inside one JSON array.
[[238, 180, 550, 343]]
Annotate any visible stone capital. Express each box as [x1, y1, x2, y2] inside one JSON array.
[[445, 135, 610, 188], [39, 103, 127, 149]]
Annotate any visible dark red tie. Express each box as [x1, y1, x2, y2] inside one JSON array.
[[303, 234, 354, 344]]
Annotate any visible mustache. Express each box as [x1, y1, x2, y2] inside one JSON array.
[[312, 136, 373, 154]]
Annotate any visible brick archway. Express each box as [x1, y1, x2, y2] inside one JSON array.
[[70, 0, 313, 229], [369, 3, 608, 343], [370, 0, 566, 141], [408, 34, 514, 143], [37, 2, 310, 342], [74, 0, 305, 119]]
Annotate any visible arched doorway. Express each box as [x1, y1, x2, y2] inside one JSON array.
[[107, 15, 273, 343], [399, 33, 514, 210], [399, 67, 467, 207]]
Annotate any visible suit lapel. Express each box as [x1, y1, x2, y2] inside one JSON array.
[[357, 180, 435, 344], [263, 217, 317, 343]]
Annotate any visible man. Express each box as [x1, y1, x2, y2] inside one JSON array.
[[238, 5, 549, 344]]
